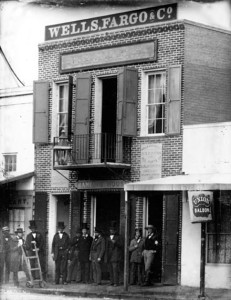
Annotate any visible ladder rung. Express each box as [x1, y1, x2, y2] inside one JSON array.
[[30, 268, 40, 271], [27, 256, 39, 259]]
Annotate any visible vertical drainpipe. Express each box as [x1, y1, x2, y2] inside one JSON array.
[[124, 190, 129, 291]]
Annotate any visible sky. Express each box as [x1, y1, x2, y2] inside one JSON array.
[[0, 0, 230, 88]]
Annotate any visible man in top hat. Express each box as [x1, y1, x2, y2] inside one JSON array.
[[66, 227, 82, 283], [25, 220, 46, 280], [51, 222, 70, 285], [106, 221, 123, 286], [78, 223, 93, 284], [0, 226, 12, 283], [10, 227, 30, 287], [142, 224, 159, 286], [90, 227, 105, 285], [129, 227, 144, 286]]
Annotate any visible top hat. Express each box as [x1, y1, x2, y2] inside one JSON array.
[[76, 227, 82, 234], [57, 222, 66, 229], [15, 227, 24, 234], [94, 227, 102, 234], [81, 223, 89, 230], [2, 226, 10, 232], [29, 220, 37, 229], [145, 224, 155, 230], [109, 221, 117, 230]]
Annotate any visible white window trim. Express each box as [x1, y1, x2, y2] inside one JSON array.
[[140, 69, 166, 137]]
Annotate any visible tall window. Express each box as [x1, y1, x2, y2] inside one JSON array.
[[147, 72, 166, 134], [4, 154, 17, 172], [58, 84, 68, 137], [207, 191, 231, 264]]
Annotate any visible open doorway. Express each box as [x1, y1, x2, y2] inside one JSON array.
[[146, 192, 163, 283], [101, 77, 117, 162], [57, 194, 70, 236]]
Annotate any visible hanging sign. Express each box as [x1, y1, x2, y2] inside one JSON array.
[[188, 191, 213, 223], [45, 3, 177, 41]]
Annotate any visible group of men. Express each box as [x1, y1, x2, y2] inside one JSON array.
[[52, 221, 123, 286], [52, 222, 159, 287], [0, 220, 159, 288], [0, 220, 45, 287]]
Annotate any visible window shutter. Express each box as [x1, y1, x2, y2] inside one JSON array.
[[117, 67, 138, 137], [33, 80, 49, 143], [167, 65, 182, 135], [34, 192, 47, 241], [67, 76, 73, 141], [70, 190, 82, 237], [74, 73, 91, 163]]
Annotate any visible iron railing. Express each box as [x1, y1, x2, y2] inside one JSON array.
[[53, 133, 132, 166]]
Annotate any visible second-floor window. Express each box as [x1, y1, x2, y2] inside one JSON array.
[[58, 84, 69, 137], [147, 72, 166, 135], [4, 154, 17, 172]]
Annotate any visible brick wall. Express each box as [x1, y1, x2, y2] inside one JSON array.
[[184, 22, 231, 125], [37, 21, 186, 192]]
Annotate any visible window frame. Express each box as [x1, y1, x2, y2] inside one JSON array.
[[3, 153, 17, 173], [206, 191, 231, 265], [141, 69, 166, 137]]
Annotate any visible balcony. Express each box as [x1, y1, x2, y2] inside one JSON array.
[[53, 133, 132, 170]]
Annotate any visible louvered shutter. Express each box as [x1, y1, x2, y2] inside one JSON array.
[[74, 73, 91, 163], [167, 65, 182, 135], [33, 81, 49, 143], [70, 190, 82, 237], [67, 76, 73, 140], [34, 192, 47, 241], [117, 67, 138, 137]]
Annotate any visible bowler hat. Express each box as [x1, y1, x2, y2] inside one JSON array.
[[109, 221, 117, 230], [15, 227, 24, 234], [145, 224, 155, 230], [81, 223, 89, 230], [29, 220, 37, 229], [94, 227, 102, 234], [2, 226, 10, 232], [57, 222, 66, 229], [76, 227, 82, 234]]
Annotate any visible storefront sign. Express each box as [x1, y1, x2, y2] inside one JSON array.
[[9, 195, 32, 208], [76, 180, 124, 190], [188, 191, 213, 223], [140, 144, 162, 180], [60, 40, 157, 73], [45, 3, 177, 41]]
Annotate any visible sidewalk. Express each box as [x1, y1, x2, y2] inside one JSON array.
[[1, 277, 231, 300]]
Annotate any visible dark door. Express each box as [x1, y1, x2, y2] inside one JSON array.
[[148, 192, 163, 283], [163, 193, 179, 285]]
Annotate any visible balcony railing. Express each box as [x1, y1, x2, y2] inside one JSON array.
[[53, 133, 132, 168]]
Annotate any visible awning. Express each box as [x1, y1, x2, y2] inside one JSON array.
[[0, 171, 34, 185], [124, 173, 231, 191]]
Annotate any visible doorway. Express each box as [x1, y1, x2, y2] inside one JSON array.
[[146, 192, 163, 283], [57, 194, 70, 236], [101, 77, 117, 162]]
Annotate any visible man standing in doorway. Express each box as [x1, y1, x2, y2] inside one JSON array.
[[90, 227, 105, 285], [106, 221, 123, 287], [25, 220, 46, 280], [0, 226, 12, 284], [142, 224, 159, 286], [51, 222, 70, 285], [78, 223, 93, 284]]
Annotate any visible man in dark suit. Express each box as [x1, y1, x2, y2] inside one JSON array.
[[90, 227, 105, 285], [51, 222, 70, 285], [78, 223, 93, 284], [25, 220, 46, 280], [0, 226, 12, 284], [67, 227, 82, 283], [142, 224, 159, 286], [106, 221, 123, 287]]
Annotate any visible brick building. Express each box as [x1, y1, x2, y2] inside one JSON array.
[[34, 4, 231, 288]]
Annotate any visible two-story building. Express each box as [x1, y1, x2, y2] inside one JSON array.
[[33, 3, 231, 288]]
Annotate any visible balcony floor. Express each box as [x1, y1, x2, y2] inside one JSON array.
[[53, 162, 131, 170]]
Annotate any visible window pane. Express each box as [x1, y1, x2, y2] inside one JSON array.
[[148, 75, 154, 90]]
